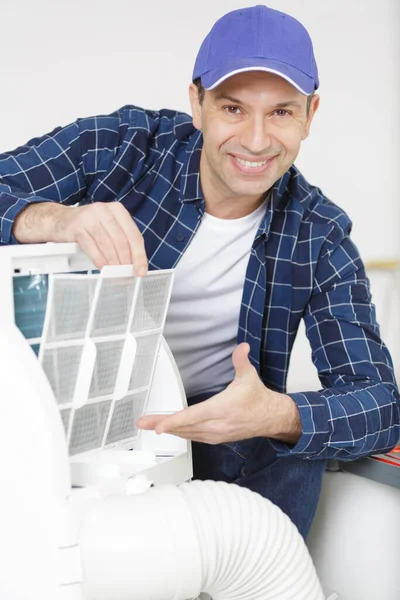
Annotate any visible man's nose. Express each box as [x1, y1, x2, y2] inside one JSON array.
[[240, 115, 273, 155]]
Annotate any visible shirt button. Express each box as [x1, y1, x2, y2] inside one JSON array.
[[176, 233, 185, 242]]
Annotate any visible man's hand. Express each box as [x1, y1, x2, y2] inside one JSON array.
[[13, 202, 148, 274], [137, 343, 302, 445]]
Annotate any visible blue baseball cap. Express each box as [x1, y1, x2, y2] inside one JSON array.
[[192, 5, 319, 95]]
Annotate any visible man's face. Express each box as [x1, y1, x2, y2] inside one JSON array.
[[189, 71, 319, 211]]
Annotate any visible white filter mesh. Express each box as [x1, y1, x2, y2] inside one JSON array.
[[47, 277, 97, 341], [106, 391, 147, 444], [41, 345, 83, 405], [37, 268, 173, 456], [91, 276, 137, 336], [69, 401, 112, 455], [129, 334, 160, 390], [131, 275, 171, 333], [89, 340, 125, 399]]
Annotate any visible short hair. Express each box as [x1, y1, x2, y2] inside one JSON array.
[[193, 77, 315, 115], [193, 77, 206, 104]]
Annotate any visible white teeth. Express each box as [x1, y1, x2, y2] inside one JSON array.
[[236, 157, 267, 168]]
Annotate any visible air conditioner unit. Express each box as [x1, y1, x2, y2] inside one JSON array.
[[0, 242, 324, 600]]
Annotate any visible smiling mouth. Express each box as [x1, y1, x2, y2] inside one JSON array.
[[230, 154, 276, 173], [235, 157, 268, 168]]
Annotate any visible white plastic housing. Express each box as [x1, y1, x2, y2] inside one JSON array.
[[0, 242, 192, 489]]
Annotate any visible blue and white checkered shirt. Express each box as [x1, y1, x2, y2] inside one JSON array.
[[0, 104, 399, 460]]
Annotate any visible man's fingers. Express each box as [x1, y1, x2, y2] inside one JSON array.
[[232, 342, 253, 380], [137, 403, 213, 433], [64, 203, 148, 274], [165, 423, 222, 436], [75, 229, 108, 270], [100, 217, 132, 265], [113, 204, 148, 275], [156, 402, 220, 434], [136, 415, 166, 430], [137, 414, 222, 444], [137, 412, 193, 433], [93, 222, 120, 265]]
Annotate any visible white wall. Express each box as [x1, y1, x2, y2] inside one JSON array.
[[1, 0, 399, 385]]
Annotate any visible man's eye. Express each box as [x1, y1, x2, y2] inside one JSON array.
[[224, 106, 241, 115], [274, 109, 291, 117]]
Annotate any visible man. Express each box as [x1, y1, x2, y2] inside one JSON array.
[[0, 5, 399, 538]]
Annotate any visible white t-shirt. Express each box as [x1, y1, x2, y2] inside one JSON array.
[[163, 200, 267, 398]]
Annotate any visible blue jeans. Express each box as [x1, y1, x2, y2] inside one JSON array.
[[188, 392, 327, 539]]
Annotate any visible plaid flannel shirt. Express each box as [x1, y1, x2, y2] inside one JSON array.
[[0, 104, 399, 459]]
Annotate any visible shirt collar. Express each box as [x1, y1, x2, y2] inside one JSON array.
[[258, 169, 292, 237], [180, 130, 204, 204]]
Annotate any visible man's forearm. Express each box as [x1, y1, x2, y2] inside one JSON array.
[[12, 202, 68, 243], [263, 390, 302, 445]]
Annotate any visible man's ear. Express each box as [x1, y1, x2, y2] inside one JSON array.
[[302, 94, 320, 140], [189, 83, 202, 130]]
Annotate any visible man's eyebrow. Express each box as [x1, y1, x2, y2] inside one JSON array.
[[213, 93, 243, 104], [274, 101, 303, 110], [213, 94, 304, 110]]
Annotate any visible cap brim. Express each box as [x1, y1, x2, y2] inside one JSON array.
[[200, 58, 316, 95]]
